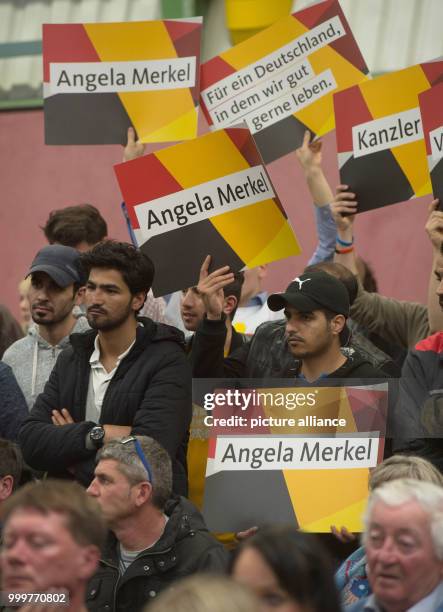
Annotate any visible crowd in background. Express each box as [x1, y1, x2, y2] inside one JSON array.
[[0, 129, 441, 612]]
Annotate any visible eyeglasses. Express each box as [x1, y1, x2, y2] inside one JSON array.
[[119, 436, 154, 484]]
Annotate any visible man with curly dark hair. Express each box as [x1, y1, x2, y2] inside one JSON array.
[[19, 241, 192, 496]]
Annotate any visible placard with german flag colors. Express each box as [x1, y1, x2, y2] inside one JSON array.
[[43, 18, 202, 145], [200, 0, 368, 164], [418, 82, 443, 204], [334, 61, 443, 213], [114, 126, 301, 296], [191, 380, 387, 533]]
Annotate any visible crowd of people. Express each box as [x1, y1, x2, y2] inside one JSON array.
[[0, 128, 442, 611]]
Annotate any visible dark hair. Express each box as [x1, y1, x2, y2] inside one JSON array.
[[0, 440, 23, 491], [43, 204, 107, 248], [304, 261, 359, 306], [223, 272, 244, 321], [231, 526, 341, 612], [0, 305, 23, 359], [2, 479, 106, 550], [80, 241, 155, 296], [357, 257, 378, 293]]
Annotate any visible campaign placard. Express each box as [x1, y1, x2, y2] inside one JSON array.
[[191, 380, 387, 533], [114, 126, 301, 296], [418, 82, 443, 204], [334, 61, 443, 213], [43, 18, 202, 144], [200, 0, 368, 164]]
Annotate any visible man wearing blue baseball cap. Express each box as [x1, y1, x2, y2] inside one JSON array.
[[3, 245, 89, 408]]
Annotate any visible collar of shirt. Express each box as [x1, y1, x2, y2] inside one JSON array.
[[366, 582, 443, 612], [244, 291, 268, 307], [362, 595, 381, 611], [408, 583, 443, 612], [89, 334, 136, 373]]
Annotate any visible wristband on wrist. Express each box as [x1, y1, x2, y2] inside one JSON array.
[[335, 246, 354, 254], [336, 236, 354, 247]]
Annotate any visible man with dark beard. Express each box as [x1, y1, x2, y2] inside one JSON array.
[[19, 241, 192, 495], [192, 265, 384, 381], [3, 245, 87, 409]]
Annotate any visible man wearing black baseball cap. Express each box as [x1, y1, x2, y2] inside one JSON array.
[[267, 271, 358, 381], [191, 263, 384, 382], [3, 245, 88, 408]]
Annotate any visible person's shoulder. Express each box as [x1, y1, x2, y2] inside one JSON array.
[[0, 361, 13, 378], [337, 353, 387, 379], [2, 335, 35, 363], [138, 318, 186, 351], [414, 331, 443, 354], [348, 598, 369, 612], [253, 318, 286, 338]]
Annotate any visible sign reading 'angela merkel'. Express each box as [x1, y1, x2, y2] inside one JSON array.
[[43, 18, 202, 145], [114, 126, 301, 296]]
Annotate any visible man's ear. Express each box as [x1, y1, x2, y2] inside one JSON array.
[[330, 314, 346, 337], [132, 291, 147, 313], [134, 481, 153, 508], [223, 295, 238, 318], [0, 475, 14, 502], [257, 265, 268, 281], [75, 286, 85, 306]]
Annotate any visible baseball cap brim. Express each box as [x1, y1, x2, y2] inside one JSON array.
[[268, 292, 322, 313], [268, 291, 352, 347], [27, 264, 75, 288]]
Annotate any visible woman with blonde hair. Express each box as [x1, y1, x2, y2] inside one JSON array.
[[145, 574, 259, 612]]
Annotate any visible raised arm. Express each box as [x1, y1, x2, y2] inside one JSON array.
[[295, 131, 337, 264], [191, 256, 249, 378], [425, 199, 443, 334], [331, 188, 429, 349], [331, 184, 358, 275], [295, 130, 333, 206]]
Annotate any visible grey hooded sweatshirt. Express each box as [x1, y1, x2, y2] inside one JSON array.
[[2, 316, 89, 410]]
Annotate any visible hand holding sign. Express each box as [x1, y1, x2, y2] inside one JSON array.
[[295, 130, 322, 173], [123, 126, 146, 162], [330, 186, 357, 231], [197, 255, 234, 321]]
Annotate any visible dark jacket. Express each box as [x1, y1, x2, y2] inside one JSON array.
[[191, 318, 387, 379], [0, 362, 28, 441], [18, 318, 192, 494], [86, 496, 228, 612], [186, 325, 248, 355], [393, 332, 443, 471]]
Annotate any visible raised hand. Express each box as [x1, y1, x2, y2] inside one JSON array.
[[330, 185, 357, 233], [123, 126, 146, 162], [196, 255, 234, 320], [295, 129, 322, 172]]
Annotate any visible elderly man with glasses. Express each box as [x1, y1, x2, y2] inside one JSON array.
[[86, 435, 227, 612]]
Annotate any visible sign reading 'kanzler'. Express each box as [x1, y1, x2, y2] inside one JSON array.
[[334, 61, 443, 213]]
